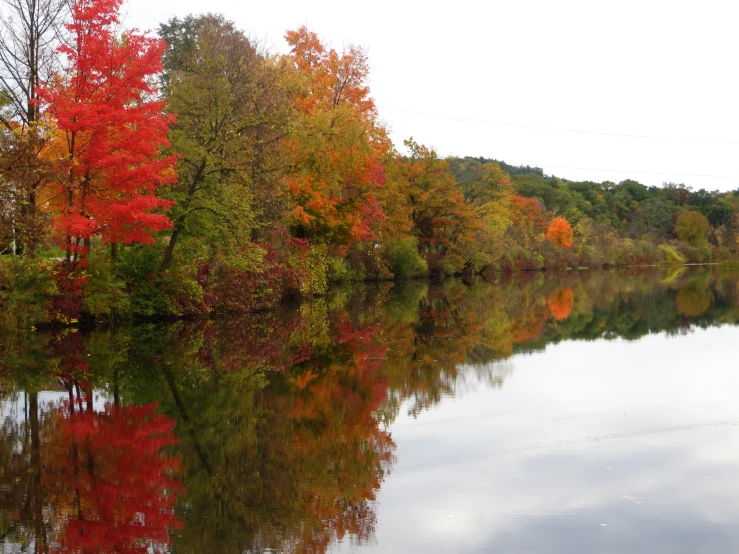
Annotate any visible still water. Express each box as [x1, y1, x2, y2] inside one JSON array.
[[1, 267, 738, 553]]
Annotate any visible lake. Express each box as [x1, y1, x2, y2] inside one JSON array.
[[1, 267, 738, 553]]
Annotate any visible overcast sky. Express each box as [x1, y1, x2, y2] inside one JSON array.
[[123, 0, 739, 192]]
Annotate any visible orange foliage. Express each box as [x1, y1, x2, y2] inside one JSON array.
[[511, 195, 544, 226], [546, 216, 573, 248], [547, 288, 574, 320], [509, 195, 545, 249], [284, 27, 390, 245]]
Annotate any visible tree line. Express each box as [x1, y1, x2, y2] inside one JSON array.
[[0, 0, 737, 326]]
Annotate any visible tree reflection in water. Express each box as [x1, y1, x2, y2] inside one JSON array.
[[0, 386, 180, 553], [0, 267, 738, 553]]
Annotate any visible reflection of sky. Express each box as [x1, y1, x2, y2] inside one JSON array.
[[338, 326, 739, 553], [1, 390, 111, 424]]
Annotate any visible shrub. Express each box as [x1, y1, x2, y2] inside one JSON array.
[[715, 245, 733, 261], [290, 242, 329, 296], [0, 258, 56, 329], [658, 244, 687, 265], [117, 246, 176, 317], [677, 243, 712, 263], [345, 242, 392, 281], [49, 265, 87, 324], [117, 245, 205, 318], [382, 238, 427, 279], [82, 254, 131, 321], [208, 246, 284, 313], [326, 255, 356, 283]]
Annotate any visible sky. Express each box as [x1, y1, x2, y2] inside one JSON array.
[[122, 0, 739, 192]]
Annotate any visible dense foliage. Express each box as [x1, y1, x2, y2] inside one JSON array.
[[0, 0, 737, 326]]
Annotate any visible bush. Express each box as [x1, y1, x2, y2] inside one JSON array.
[[715, 245, 733, 261], [117, 246, 175, 317], [677, 243, 712, 264], [345, 242, 392, 281], [82, 254, 131, 321], [290, 242, 329, 296], [382, 238, 427, 279], [617, 238, 662, 266], [658, 244, 687, 265], [209, 258, 283, 313], [326, 255, 356, 282], [0, 258, 56, 329], [118, 245, 205, 317], [208, 241, 311, 312]]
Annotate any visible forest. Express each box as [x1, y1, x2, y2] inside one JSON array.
[[0, 0, 738, 327]]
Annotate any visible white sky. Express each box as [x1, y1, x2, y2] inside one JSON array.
[[123, 0, 739, 192]]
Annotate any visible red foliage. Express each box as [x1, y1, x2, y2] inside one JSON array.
[[511, 196, 545, 228], [50, 265, 87, 322], [207, 236, 311, 313], [48, 400, 181, 553], [38, 0, 176, 256]]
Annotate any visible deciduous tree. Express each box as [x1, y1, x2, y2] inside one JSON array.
[[284, 26, 389, 246], [546, 216, 573, 248], [675, 210, 710, 245], [38, 0, 177, 263], [157, 15, 293, 273]]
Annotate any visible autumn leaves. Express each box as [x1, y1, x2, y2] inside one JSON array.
[[38, 0, 176, 262], [28, 2, 574, 276], [0, 0, 586, 329]]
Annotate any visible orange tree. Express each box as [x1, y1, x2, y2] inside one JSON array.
[[283, 27, 390, 246], [384, 139, 477, 274], [546, 216, 573, 248]]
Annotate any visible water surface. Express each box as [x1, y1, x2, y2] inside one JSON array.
[[1, 267, 738, 553]]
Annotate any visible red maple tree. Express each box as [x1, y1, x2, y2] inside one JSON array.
[[38, 0, 176, 261]]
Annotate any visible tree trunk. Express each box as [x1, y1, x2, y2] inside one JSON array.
[[159, 224, 182, 274]]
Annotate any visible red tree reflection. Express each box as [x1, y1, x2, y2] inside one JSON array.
[[45, 393, 181, 553]]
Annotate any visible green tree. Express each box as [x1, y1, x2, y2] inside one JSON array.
[[675, 210, 710, 245], [158, 15, 294, 272]]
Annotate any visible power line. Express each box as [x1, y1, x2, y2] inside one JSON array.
[[378, 106, 739, 145], [540, 164, 739, 180]]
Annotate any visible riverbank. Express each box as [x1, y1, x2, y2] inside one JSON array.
[[2, 248, 737, 332]]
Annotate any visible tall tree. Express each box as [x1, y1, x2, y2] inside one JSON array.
[[546, 216, 573, 248], [675, 210, 710, 245], [508, 195, 545, 250], [0, 0, 66, 128], [283, 26, 389, 246], [37, 0, 176, 263], [0, 0, 67, 253], [157, 14, 294, 273], [387, 139, 477, 273]]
